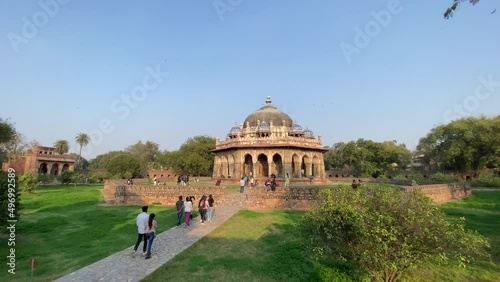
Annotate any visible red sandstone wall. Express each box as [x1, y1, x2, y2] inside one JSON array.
[[114, 185, 227, 206], [1, 157, 27, 174], [104, 182, 471, 208]]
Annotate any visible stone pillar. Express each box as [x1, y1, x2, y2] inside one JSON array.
[[293, 159, 300, 178], [306, 163, 312, 177], [284, 162, 293, 179]]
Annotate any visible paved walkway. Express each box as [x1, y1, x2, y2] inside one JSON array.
[[54, 205, 243, 282]]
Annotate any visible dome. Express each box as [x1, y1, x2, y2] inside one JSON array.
[[243, 96, 293, 128], [228, 123, 242, 136], [289, 121, 303, 135], [303, 127, 314, 139]]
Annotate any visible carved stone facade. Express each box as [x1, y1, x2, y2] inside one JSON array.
[[1, 145, 76, 175], [212, 97, 328, 180]]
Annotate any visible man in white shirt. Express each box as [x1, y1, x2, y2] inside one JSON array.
[[133, 206, 149, 256], [240, 177, 246, 193]]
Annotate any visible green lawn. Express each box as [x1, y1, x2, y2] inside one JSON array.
[[0, 185, 178, 282], [144, 190, 500, 282], [1, 185, 499, 282]]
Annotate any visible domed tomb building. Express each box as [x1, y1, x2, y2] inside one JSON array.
[[212, 97, 328, 181]]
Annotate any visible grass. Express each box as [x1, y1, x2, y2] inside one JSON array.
[[1, 184, 498, 281], [0, 185, 179, 282], [142, 209, 335, 282]]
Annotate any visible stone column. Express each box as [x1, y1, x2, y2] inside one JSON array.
[[306, 163, 312, 177]]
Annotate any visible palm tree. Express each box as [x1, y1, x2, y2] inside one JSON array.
[[54, 140, 70, 155], [75, 133, 90, 167]]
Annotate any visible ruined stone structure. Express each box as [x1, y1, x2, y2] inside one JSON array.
[[212, 96, 328, 181], [1, 146, 76, 175]]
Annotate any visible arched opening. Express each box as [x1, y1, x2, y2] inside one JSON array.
[[292, 154, 300, 178], [257, 154, 269, 177], [243, 154, 254, 177], [50, 164, 59, 176], [62, 164, 69, 172], [302, 156, 310, 177], [38, 163, 48, 174], [272, 154, 283, 177]]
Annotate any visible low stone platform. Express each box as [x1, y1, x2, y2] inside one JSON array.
[[53, 205, 242, 282]]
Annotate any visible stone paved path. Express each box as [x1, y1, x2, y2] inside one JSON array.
[[54, 205, 242, 282]]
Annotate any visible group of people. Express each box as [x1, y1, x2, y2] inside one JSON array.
[[176, 175, 190, 186], [132, 195, 216, 259], [176, 195, 215, 227]]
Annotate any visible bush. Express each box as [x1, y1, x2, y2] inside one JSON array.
[[70, 173, 85, 184], [470, 173, 500, 187], [88, 172, 107, 183], [37, 174, 56, 184], [428, 173, 460, 182], [0, 170, 21, 226], [58, 171, 74, 184], [18, 173, 39, 193], [300, 186, 490, 282]]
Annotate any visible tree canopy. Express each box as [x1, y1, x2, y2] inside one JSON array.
[[444, 0, 480, 19], [125, 141, 161, 172], [324, 139, 412, 177], [418, 116, 500, 174], [75, 133, 90, 167], [88, 151, 127, 169], [54, 140, 70, 155], [171, 136, 216, 176], [106, 153, 141, 178], [300, 186, 489, 282]]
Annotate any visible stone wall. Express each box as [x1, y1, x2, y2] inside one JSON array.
[[105, 182, 471, 208], [113, 185, 227, 206], [401, 183, 471, 204]]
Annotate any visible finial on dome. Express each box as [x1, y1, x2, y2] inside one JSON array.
[[266, 96, 271, 104]]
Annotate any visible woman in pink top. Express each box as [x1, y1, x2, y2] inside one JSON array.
[[144, 213, 157, 259]]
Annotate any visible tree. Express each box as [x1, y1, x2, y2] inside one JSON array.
[[106, 153, 141, 178], [171, 136, 216, 176], [0, 118, 15, 144], [444, 0, 480, 19], [125, 141, 161, 172], [325, 139, 412, 177], [75, 133, 90, 168], [300, 186, 489, 282], [418, 116, 500, 174], [155, 150, 177, 170], [69, 153, 89, 170], [88, 151, 127, 169], [54, 139, 70, 155], [19, 173, 39, 193]]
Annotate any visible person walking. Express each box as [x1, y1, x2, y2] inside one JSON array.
[[175, 196, 184, 227], [184, 197, 193, 227], [144, 213, 157, 259], [207, 194, 215, 222], [285, 173, 290, 188], [133, 206, 149, 256], [239, 177, 245, 193], [198, 195, 208, 224]]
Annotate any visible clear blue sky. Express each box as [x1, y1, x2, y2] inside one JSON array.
[[1, 0, 499, 159]]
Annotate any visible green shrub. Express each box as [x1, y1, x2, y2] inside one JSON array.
[[37, 174, 56, 184], [471, 173, 500, 187], [407, 173, 425, 181], [429, 173, 460, 182], [18, 173, 39, 193], [70, 173, 85, 184], [58, 171, 74, 184]]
